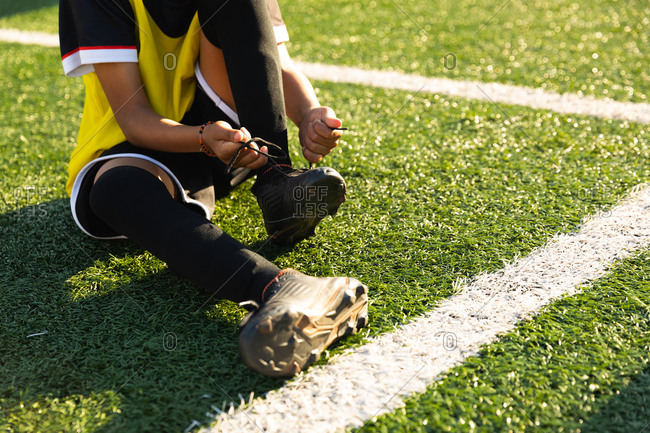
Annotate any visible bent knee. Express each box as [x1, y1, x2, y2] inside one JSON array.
[[94, 157, 179, 199]]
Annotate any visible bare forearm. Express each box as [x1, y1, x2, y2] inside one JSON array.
[[93, 62, 265, 168], [94, 62, 201, 153], [276, 44, 344, 163], [278, 44, 321, 127], [120, 104, 201, 153], [282, 65, 320, 127]]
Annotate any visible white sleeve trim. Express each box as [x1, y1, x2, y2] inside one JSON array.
[[63, 48, 138, 77], [194, 62, 240, 126], [274, 25, 289, 44]]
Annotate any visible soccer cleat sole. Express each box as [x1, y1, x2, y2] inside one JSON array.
[[238, 279, 368, 377]]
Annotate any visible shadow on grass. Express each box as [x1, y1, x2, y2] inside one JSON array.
[[248, 238, 297, 262], [0, 0, 57, 20], [0, 199, 286, 433], [581, 365, 650, 433]]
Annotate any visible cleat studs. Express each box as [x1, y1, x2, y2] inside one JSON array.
[[257, 318, 274, 335], [287, 361, 301, 375], [262, 346, 275, 360], [357, 314, 369, 329], [342, 321, 356, 336], [296, 315, 312, 330], [287, 335, 303, 347], [344, 289, 357, 305], [308, 349, 321, 364]]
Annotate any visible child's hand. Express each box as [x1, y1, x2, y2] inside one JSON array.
[[298, 107, 344, 163], [203, 121, 268, 169]]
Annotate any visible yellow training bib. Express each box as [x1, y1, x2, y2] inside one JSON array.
[[66, 0, 200, 195]]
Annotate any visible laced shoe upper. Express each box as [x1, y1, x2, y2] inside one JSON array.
[[252, 164, 346, 244], [224, 137, 347, 244]]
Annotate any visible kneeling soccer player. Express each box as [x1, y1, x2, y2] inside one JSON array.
[[58, 0, 368, 376]]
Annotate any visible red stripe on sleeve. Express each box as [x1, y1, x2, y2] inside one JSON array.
[[61, 45, 137, 60]]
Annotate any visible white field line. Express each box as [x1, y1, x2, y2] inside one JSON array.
[[207, 184, 650, 433], [294, 61, 650, 124], [2, 28, 649, 124], [0, 29, 58, 47]]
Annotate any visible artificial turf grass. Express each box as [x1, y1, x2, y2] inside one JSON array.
[[580, 367, 650, 433], [2, 0, 649, 104], [0, 42, 80, 202], [282, 0, 650, 103], [355, 249, 650, 433], [1, 42, 650, 432], [0, 1, 58, 34]]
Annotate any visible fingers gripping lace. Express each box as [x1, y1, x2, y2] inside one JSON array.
[[225, 137, 290, 175], [225, 125, 346, 173]]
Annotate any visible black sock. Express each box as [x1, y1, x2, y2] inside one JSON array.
[[89, 166, 280, 303], [198, 0, 291, 165]]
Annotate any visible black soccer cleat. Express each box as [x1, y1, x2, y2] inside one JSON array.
[[238, 269, 369, 377], [251, 165, 346, 245]]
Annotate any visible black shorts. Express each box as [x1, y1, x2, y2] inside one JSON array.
[[71, 78, 255, 239]]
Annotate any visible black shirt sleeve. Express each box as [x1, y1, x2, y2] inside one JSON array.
[[59, 0, 138, 77]]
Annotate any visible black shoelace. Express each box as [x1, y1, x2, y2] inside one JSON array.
[[226, 126, 350, 175], [225, 137, 293, 176]]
